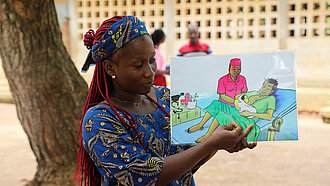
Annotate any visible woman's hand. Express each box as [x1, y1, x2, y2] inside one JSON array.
[[225, 124, 257, 153], [165, 68, 170, 75], [204, 122, 257, 151], [157, 122, 257, 185], [225, 140, 257, 153], [204, 121, 242, 150]]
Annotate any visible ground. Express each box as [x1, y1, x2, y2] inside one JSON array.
[[0, 103, 329, 186]]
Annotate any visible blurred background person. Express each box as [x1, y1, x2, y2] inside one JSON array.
[[177, 24, 212, 57], [151, 29, 170, 86]]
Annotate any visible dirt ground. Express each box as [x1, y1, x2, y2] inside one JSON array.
[[0, 103, 329, 186]]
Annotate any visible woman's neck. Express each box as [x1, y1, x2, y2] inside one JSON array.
[[109, 88, 143, 103], [107, 86, 158, 115]]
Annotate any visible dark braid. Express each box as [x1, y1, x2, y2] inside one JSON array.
[[74, 16, 169, 186], [74, 16, 124, 186]]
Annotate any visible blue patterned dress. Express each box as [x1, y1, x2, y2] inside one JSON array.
[[83, 86, 196, 185]]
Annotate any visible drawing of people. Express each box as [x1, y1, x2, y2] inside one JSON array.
[[188, 78, 278, 142], [217, 58, 247, 106], [187, 58, 247, 133]]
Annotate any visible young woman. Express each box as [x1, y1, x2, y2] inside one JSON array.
[[75, 16, 257, 186], [151, 29, 169, 87]]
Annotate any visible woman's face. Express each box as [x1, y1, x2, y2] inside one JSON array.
[[110, 35, 157, 95], [160, 36, 166, 44], [229, 65, 241, 78]]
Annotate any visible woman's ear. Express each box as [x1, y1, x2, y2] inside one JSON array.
[[103, 59, 116, 76]]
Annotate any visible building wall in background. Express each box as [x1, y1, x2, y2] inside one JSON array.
[[55, 0, 71, 54], [72, 0, 330, 86], [1, 0, 329, 101]]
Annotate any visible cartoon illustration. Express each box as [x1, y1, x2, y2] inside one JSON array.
[[234, 94, 257, 117], [216, 58, 248, 107], [188, 78, 278, 142], [171, 93, 201, 126], [170, 52, 298, 143]]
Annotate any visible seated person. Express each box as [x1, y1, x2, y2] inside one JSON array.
[[217, 58, 247, 107], [188, 78, 278, 142]]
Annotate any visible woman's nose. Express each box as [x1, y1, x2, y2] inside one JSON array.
[[144, 63, 155, 77]]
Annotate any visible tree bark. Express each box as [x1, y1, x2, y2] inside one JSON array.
[[0, 0, 88, 185]]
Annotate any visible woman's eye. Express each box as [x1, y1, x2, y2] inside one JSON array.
[[135, 63, 143, 68]]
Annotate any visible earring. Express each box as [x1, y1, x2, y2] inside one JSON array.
[[112, 75, 116, 79]]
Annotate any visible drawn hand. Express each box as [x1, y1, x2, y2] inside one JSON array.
[[239, 110, 252, 117]]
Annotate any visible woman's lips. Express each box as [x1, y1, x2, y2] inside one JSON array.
[[143, 80, 154, 86]]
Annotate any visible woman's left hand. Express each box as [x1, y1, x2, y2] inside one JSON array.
[[224, 124, 257, 153], [225, 140, 257, 153]]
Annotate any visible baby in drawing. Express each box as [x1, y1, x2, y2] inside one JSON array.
[[234, 94, 257, 118]]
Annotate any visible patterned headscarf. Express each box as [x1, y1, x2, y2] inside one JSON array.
[[81, 16, 149, 72]]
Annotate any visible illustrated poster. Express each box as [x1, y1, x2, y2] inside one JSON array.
[[170, 51, 298, 144]]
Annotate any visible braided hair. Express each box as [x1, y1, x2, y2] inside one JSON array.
[[74, 16, 170, 186], [74, 16, 124, 186]]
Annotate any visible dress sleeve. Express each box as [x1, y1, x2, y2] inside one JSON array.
[[82, 106, 164, 185]]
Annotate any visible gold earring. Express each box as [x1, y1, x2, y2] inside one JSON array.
[[112, 75, 116, 79]]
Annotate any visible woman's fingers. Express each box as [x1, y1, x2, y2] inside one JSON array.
[[232, 141, 245, 152], [222, 123, 234, 131], [247, 141, 257, 149], [237, 124, 254, 142], [217, 122, 257, 152], [230, 121, 243, 135], [241, 139, 248, 148]]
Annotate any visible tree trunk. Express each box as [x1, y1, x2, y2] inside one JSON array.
[[0, 0, 88, 185]]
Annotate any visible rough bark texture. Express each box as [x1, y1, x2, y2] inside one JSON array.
[[0, 0, 88, 185]]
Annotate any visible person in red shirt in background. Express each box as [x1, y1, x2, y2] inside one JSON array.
[[151, 29, 170, 86], [177, 24, 212, 57]]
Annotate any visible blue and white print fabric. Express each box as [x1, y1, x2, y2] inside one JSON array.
[[82, 86, 196, 186]]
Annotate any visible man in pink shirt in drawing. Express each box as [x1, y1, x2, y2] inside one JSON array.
[[188, 58, 248, 142], [217, 58, 247, 106]]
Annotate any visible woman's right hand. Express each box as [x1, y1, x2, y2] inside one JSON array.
[[204, 121, 256, 151], [156, 122, 256, 185]]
